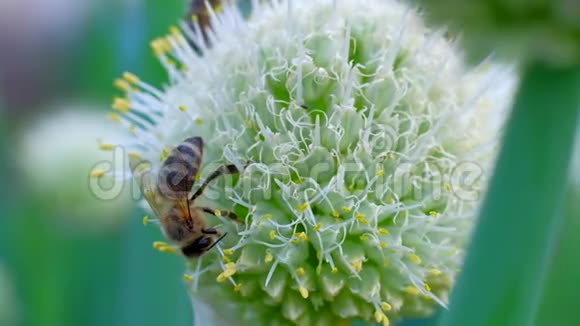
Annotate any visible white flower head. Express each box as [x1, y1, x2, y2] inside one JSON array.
[[103, 0, 515, 324]]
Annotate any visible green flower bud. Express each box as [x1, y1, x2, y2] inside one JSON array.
[[105, 0, 516, 324]]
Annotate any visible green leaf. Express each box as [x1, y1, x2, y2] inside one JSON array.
[[534, 186, 580, 326], [439, 63, 580, 326]]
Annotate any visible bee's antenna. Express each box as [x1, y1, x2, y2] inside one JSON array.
[[186, 195, 193, 222], [206, 232, 228, 252]]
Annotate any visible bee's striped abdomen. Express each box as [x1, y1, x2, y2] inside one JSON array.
[[157, 137, 204, 199]]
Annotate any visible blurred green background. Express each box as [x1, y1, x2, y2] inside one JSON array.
[[0, 1, 196, 325], [0, 1, 578, 326]]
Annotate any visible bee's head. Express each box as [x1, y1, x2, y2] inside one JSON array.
[[181, 236, 212, 258]]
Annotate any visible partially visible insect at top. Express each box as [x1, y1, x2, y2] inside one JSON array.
[[138, 136, 244, 258], [186, 0, 224, 51]]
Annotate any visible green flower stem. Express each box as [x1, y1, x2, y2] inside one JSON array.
[[535, 186, 580, 325], [440, 63, 580, 326]]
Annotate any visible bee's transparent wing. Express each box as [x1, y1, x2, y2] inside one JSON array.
[[129, 155, 172, 218]]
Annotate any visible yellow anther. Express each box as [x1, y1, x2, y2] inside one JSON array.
[[429, 211, 438, 218], [403, 286, 420, 296], [169, 25, 181, 37], [264, 253, 274, 263], [331, 268, 338, 274], [153, 241, 168, 249], [179, 105, 187, 112], [294, 232, 308, 241], [424, 283, 431, 292], [216, 273, 228, 283], [428, 268, 442, 276], [444, 182, 452, 192], [375, 310, 385, 323], [331, 210, 340, 218], [380, 302, 392, 311], [355, 213, 368, 225], [379, 241, 388, 248], [382, 315, 390, 326], [90, 169, 106, 178], [160, 148, 169, 161], [313, 223, 322, 231], [214, 4, 223, 13], [261, 214, 272, 220], [106, 112, 121, 123], [376, 170, 385, 177], [378, 228, 390, 235], [234, 283, 242, 292], [269, 230, 276, 240], [297, 203, 309, 211], [128, 152, 142, 160], [99, 143, 115, 151], [183, 274, 193, 282], [225, 262, 236, 270], [123, 72, 140, 84], [222, 256, 231, 263], [194, 118, 204, 125], [299, 286, 309, 299], [295, 267, 306, 277], [341, 206, 352, 213], [112, 98, 130, 112], [216, 263, 237, 282], [191, 14, 199, 22], [359, 235, 370, 241], [408, 254, 422, 264], [351, 259, 363, 273], [158, 246, 177, 254], [214, 209, 222, 217], [142, 216, 149, 226], [151, 38, 171, 56], [223, 249, 233, 255], [114, 79, 131, 92]]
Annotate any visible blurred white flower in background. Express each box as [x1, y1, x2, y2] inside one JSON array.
[[17, 104, 134, 232]]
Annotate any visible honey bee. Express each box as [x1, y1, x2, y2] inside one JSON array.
[[136, 136, 243, 258]]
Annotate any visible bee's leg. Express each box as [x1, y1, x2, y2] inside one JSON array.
[[191, 162, 251, 201], [201, 207, 241, 224]]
